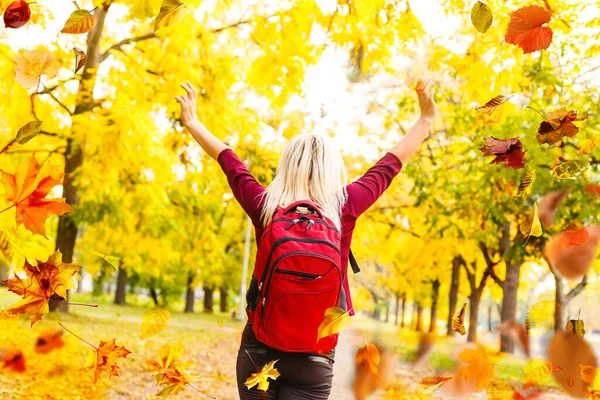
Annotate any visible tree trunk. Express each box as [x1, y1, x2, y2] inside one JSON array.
[[384, 299, 390, 323], [447, 256, 461, 336], [400, 294, 406, 327], [467, 290, 482, 342], [220, 286, 228, 313], [372, 303, 381, 320], [203, 286, 214, 313], [185, 272, 195, 313], [500, 262, 522, 353], [394, 294, 400, 326], [149, 287, 159, 307], [415, 302, 423, 332], [76, 269, 84, 293], [429, 279, 440, 333], [52, 8, 108, 314], [114, 265, 127, 305]]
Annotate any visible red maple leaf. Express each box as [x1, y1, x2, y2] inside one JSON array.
[[3, 0, 32, 29], [505, 5, 553, 54], [480, 137, 526, 169]]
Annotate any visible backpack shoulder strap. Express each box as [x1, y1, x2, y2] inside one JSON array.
[[349, 249, 360, 274]]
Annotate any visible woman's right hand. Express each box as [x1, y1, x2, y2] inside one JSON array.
[[175, 81, 198, 128], [415, 79, 437, 123]]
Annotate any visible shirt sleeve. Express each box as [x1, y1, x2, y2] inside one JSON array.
[[217, 148, 266, 228], [345, 152, 403, 219]]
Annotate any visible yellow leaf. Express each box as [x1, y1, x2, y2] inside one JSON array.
[[520, 203, 543, 241], [356, 342, 380, 377], [15, 120, 42, 144], [525, 300, 555, 334], [140, 307, 170, 339], [524, 359, 552, 388], [566, 319, 585, 338], [154, 0, 188, 32], [244, 360, 280, 391], [15, 50, 60, 89], [471, 1, 493, 33], [514, 170, 536, 199], [457, 345, 496, 390], [415, 376, 452, 395], [61, 9, 97, 34], [451, 303, 467, 336], [486, 380, 517, 399], [317, 307, 351, 341]]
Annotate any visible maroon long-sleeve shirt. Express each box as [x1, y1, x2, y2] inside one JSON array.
[[217, 148, 402, 315]]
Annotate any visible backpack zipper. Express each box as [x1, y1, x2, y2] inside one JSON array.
[[276, 269, 322, 279], [258, 237, 341, 293], [261, 251, 338, 317], [257, 218, 339, 249]]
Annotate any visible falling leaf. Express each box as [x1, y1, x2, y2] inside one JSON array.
[[15, 50, 61, 89], [154, 0, 188, 32], [566, 318, 585, 338], [515, 170, 536, 199], [3, 250, 81, 325], [552, 160, 588, 180], [0, 153, 73, 237], [415, 376, 452, 395], [523, 359, 553, 389], [546, 225, 600, 280], [480, 137, 526, 169], [91, 251, 120, 271], [580, 365, 596, 385], [487, 380, 518, 399], [72, 47, 86, 74], [61, 9, 96, 34], [3, 0, 31, 29], [525, 300, 555, 334], [543, 86, 559, 98], [471, 1, 493, 33], [451, 303, 467, 335], [505, 5, 553, 54], [580, 138, 598, 155], [35, 329, 65, 354], [15, 120, 42, 144], [476, 95, 512, 115], [317, 307, 351, 341], [356, 342, 380, 377], [586, 184, 600, 197], [457, 345, 497, 390], [548, 331, 597, 397], [85, 338, 131, 383], [1, 348, 26, 372], [537, 108, 587, 145], [520, 203, 543, 242], [244, 360, 280, 391], [560, 227, 590, 248], [140, 307, 170, 339]]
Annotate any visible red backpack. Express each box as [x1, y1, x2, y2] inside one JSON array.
[[246, 200, 357, 353]]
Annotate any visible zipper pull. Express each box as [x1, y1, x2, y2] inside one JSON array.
[[262, 298, 266, 307], [285, 219, 299, 230], [258, 282, 263, 290], [306, 220, 314, 231]]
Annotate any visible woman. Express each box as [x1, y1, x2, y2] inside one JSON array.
[[175, 78, 437, 399]]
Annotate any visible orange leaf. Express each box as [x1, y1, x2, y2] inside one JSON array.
[[451, 303, 467, 335], [476, 95, 512, 115], [416, 376, 452, 395], [537, 108, 586, 145], [457, 345, 497, 390], [580, 364, 596, 385], [35, 329, 65, 354], [1, 348, 26, 372], [505, 5, 553, 54], [72, 47, 86, 74], [14, 49, 61, 89], [586, 184, 600, 197], [560, 227, 590, 248], [356, 342, 380, 377], [3, 250, 81, 325], [0, 153, 73, 238], [85, 339, 131, 383], [61, 9, 96, 34], [479, 137, 526, 170]]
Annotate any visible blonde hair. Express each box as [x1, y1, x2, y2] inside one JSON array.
[[260, 134, 348, 230]]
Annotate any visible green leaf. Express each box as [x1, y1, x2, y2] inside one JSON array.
[[16, 120, 42, 144], [471, 1, 493, 33], [154, 0, 188, 32], [552, 160, 588, 180]]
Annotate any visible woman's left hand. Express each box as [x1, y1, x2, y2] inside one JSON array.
[[415, 79, 437, 123]]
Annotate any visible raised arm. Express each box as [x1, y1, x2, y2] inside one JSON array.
[[390, 79, 437, 164], [175, 81, 228, 160]]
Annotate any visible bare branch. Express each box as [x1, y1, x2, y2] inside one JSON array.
[[46, 91, 73, 115], [564, 275, 588, 305], [100, 33, 157, 63]]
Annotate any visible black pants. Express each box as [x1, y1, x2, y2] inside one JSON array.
[[236, 322, 335, 399]]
